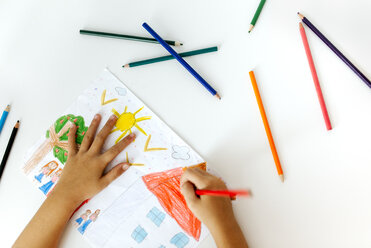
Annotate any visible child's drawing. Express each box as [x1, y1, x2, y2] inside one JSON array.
[[170, 232, 190, 248], [74, 209, 92, 227], [23, 114, 88, 174], [111, 106, 151, 144], [39, 168, 62, 195], [144, 135, 167, 152], [34, 161, 58, 183], [126, 152, 145, 166], [142, 165, 205, 241], [146, 207, 166, 227], [101, 90, 118, 106], [131, 225, 148, 244], [115, 87, 127, 96], [23, 70, 210, 247], [78, 209, 100, 235], [171, 145, 190, 160]]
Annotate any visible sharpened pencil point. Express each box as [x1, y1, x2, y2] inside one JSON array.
[[215, 93, 221, 100], [248, 24, 254, 33], [123, 64, 129, 68], [279, 174, 284, 183], [297, 12, 304, 20]]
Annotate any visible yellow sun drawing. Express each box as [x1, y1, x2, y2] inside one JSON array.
[[111, 106, 151, 144]]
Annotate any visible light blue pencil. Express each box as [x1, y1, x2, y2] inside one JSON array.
[[142, 23, 221, 100], [0, 105, 10, 134]]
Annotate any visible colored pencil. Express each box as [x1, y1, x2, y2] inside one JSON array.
[[249, 71, 284, 182], [249, 0, 266, 33], [196, 189, 250, 198], [142, 23, 221, 100], [124, 46, 218, 68], [0, 105, 10, 134], [299, 22, 332, 131], [0, 121, 20, 180], [298, 13, 371, 88], [80, 29, 183, 47]]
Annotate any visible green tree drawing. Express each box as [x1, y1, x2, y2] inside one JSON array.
[[46, 114, 88, 164]]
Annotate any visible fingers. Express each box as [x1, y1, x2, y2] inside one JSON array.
[[181, 168, 210, 189], [80, 114, 102, 152], [90, 115, 117, 153], [67, 124, 77, 156], [101, 133, 136, 163], [180, 181, 199, 207], [100, 163, 130, 188]]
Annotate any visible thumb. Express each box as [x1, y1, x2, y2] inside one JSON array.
[[101, 163, 130, 188], [181, 181, 199, 208]]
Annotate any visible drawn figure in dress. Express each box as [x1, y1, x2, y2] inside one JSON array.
[[39, 168, 62, 195], [74, 209, 91, 227], [78, 209, 100, 235], [34, 161, 58, 183]]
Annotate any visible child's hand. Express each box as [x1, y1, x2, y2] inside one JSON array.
[[180, 168, 235, 228], [181, 168, 248, 248], [52, 114, 135, 207]]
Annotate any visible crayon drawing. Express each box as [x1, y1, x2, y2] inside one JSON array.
[[126, 152, 145, 166], [142, 165, 206, 241], [74, 209, 92, 227], [23, 114, 88, 174], [78, 209, 100, 235], [39, 168, 62, 195], [172, 145, 190, 160], [146, 207, 166, 227], [111, 107, 151, 144], [34, 161, 58, 183], [171, 232, 190, 248], [101, 90, 118, 106], [144, 135, 167, 152], [23, 70, 209, 248]]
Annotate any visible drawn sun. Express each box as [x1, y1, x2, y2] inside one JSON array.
[[111, 106, 151, 143]]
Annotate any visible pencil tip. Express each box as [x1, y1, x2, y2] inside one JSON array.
[[123, 64, 129, 68], [279, 174, 284, 182], [215, 93, 221, 100]]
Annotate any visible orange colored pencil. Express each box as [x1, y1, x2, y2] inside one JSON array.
[[249, 71, 284, 182]]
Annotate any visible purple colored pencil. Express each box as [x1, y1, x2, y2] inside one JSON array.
[[298, 13, 371, 89]]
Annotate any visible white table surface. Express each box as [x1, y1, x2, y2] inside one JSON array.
[[1, 0, 371, 247]]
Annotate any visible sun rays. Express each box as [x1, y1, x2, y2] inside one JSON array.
[[111, 106, 151, 144]]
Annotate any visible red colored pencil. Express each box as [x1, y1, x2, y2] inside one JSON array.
[[299, 22, 332, 131], [195, 189, 250, 198]]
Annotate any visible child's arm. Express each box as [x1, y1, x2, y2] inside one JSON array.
[[181, 168, 248, 248], [14, 114, 134, 248]]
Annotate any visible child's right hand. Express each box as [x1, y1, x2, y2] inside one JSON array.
[[181, 168, 248, 248], [180, 168, 236, 229]]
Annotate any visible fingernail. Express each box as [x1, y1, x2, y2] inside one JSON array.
[[129, 133, 136, 138], [94, 114, 100, 120], [110, 114, 117, 120], [122, 163, 130, 170]]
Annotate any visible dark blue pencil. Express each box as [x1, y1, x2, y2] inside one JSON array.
[[142, 23, 221, 100]]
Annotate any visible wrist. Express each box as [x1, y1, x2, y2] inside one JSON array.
[[49, 187, 82, 211]]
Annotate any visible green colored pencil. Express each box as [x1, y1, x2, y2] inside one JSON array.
[[80, 29, 183, 46], [123, 46, 218, 68], [249, 0, 266, 33]]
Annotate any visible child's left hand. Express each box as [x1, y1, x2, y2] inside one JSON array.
[[52, 113, 135, 207]]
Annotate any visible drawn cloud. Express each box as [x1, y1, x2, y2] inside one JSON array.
[[115, 87, 127, 96], [171, 145, 190, 160]]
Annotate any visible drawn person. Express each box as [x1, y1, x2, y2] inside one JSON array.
[[39, 169, 62, 195], [78, 209, 100, 235], [74, 210, 91, 227], [34, 161, 58, 183]]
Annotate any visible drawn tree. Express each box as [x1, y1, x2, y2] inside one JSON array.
[[23, 114, 88, 174]]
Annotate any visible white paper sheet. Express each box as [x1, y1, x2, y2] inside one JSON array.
[[22, 69, 210, 248]]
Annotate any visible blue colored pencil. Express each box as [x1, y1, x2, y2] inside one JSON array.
[[142, 23, 221, 100], [0, 105, 10, 134]]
